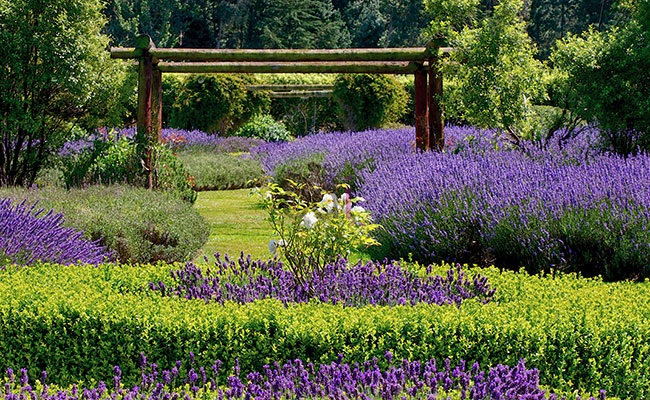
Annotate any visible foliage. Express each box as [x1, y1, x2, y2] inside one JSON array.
[[0, 186, 209, 264], [0, 198, 113, 267], [104, 0, 186, 47], [257, 74, 340, 136], [0, 0, 129, 186], [431, 0, 546, 138], [339, 0, 429, 47], [2, 355, 594, 400], [356, 126, 650, 281], [332, 74, 408, 131], [176, 151, 264, 191], [169, 74, 270, 135], [528, 0, 621, 59], [251, 127, 414, 194], [234, 114, 293, 143], [0, 262, 648, 397], [550, 2, 650, 155], [258, 181, 379, 284], [59, 128, 196, 203], [153, 256, 494, 307]]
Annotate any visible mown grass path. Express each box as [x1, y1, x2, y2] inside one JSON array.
[[194, 189, 273, 263]]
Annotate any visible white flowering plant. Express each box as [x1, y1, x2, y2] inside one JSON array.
[[258, 180, 380, 284]]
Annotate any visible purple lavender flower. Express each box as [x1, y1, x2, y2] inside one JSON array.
[[150, 254, 494, 306], [0, 199, 113, 267]]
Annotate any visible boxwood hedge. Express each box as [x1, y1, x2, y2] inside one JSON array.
[[0, 262, 648, 399]]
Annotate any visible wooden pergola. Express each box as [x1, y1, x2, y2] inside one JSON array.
[[110, 35, 450, 186]]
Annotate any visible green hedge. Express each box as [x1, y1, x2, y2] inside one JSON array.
[[0, 186, 209, 263], [0, 263, 648, 398]]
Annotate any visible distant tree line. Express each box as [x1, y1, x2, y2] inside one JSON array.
[[102, 0, 617, 56]]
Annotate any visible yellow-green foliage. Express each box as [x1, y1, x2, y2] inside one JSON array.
[[0, 263, 648, 398]]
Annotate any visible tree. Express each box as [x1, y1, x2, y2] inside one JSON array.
[[245, 0, 350, 48], [103, 0, 186, 47], [550, 0, 650, 154], [528, 0, 617, 58], [341, 0, 428, 47], [0, 0, 127, 186], [424, 0, 546, 137]]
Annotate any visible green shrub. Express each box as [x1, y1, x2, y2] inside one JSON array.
[[0, 185, 209, 263], [258, 181, 379, 282], [0, 263, 648, 398], [60, 135, 197, 204], [234, 114, 293, 142], [169, 74, 270, 135], [176, 150, 265, 191], [332, 74, 408, 131]]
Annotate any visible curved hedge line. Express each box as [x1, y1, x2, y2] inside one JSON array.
[[0, 263, 648, 398]]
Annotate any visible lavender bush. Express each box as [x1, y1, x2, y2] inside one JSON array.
[[252, 125, 650, 280], [2, 354, 605, 400], [150, 254, 495, 306], [360, 141, 650, 280], [0, 198, 112, 267], [60, 128, 264, 156]]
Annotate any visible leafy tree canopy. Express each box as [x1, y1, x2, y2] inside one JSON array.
[[0, 0, 128, 186]]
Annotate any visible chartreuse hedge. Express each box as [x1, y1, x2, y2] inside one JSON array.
[[0, 262, 649, 399]]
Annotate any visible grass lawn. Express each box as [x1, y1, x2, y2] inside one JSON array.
[[194, 189, 273, 263], [194, 188, 375, 265]]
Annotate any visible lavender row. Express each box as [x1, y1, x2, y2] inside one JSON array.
[[0, 198, 113, 267], [149, 254, 495, 306], [59, 127, 264, 156], [359, 142, 650, 278], [249, 125, 605, 189], [3, 354, 605, 400]]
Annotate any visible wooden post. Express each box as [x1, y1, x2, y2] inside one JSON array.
[[414, 66, 429, 152], [428, 52, 445, 151], [135, 34, 157, 189]]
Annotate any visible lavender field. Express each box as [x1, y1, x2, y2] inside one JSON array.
[[253, 125, 650, 281], [3, 124, 650, 399]]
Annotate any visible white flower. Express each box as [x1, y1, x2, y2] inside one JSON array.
[[268, 239, 287, 255], [340, 193, 352, 217], [300, 211, 318, 229], [351, 205, 366, 214], [319, 193, 337, 213]]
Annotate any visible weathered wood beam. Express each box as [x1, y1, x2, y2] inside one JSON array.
[[246, 84, 334, 91], [267, 90, 333, 98], [110, 47, 454, 61], [147, 47, 454, 62], [429, 62, 444, 151], [157, 61, 420, 74], [414, 66, 429, 152], [110, 47, 142, 59]]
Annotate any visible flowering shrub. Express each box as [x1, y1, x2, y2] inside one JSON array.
[[259, 181, 379, 283], [150, 255, 495, 306], [252, 125, 650, 280], [0, 198, 112, 267], [360, 145, 650, 280], [2, 354, 605, 400]]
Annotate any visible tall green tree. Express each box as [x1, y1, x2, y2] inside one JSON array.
[[528, 0, 616, 58], [103, 0, 186, 47], [246, 0, 350, 48], [341, 0, 428, 47], [424, 0, 546, 137], [0, 0, 127, 186], [550, 0, 650, 154]]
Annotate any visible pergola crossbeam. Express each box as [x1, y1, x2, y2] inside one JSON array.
[[109, 34, 447, 169]]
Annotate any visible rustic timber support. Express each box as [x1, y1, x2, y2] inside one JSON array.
[[428, 60, 444, 152], [414, 65, 429, 151], [112, 35, 452, 161]]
